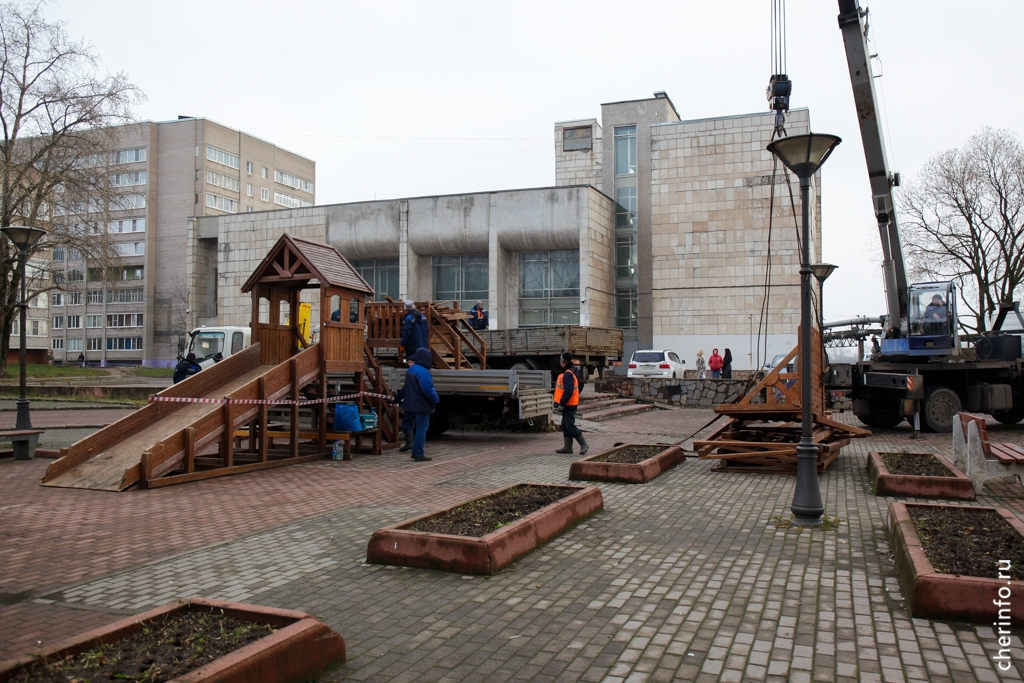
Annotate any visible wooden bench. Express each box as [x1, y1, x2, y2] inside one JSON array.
[[952, 412, 1024, 493], [233, 429, 352, 460], [0, 429, 44, 460]]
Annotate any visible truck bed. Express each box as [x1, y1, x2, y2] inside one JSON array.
[[477, 326, 623, 358]]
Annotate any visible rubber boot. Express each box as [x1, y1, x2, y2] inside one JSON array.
[[399, 429, 413, 452], [575, 433, 589, 455], [555, 435, 574, 454]]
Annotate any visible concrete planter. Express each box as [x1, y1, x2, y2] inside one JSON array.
[[569, 444, 685, 484], [366, 483, 603, 575], [887, 502, 1024, 625], [868, 451, 975, 500], [0, 597, 346, 683]]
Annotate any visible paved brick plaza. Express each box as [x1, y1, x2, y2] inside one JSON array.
[[1, 408, 1023, 682]]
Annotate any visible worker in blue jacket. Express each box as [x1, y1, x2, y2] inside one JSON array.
[[399, 300, 429, 356], [393, 347, 440, 461]]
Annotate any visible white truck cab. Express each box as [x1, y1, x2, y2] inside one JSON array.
[[183, 326, 251, 370]]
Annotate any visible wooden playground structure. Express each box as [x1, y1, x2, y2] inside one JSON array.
[[41, 235, 402, 491], [694, 328, 869, 473]]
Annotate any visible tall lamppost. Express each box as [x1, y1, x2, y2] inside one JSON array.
[[766, 133, 841, 527], [811, 263, 838, 324], [2, 225, 48, 431]]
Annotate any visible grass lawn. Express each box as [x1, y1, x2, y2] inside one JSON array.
[[128, 367, 174, 378], [18, 365, 110, 378]]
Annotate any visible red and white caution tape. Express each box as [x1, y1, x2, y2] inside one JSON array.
[[149, 391, 392, 407]]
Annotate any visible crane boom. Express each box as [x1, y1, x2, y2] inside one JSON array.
[[837, 0, 908, 334]]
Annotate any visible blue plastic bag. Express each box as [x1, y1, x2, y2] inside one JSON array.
[[334, 403, 363, 432]]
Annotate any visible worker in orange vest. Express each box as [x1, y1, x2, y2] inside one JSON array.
[[469, 300, 489, 331], [553, 352, 588, 455]]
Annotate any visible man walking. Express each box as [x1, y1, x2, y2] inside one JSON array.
[[398, 300, 430, 451], [554, 352, 588, 455], [393, 348, 439, 462]]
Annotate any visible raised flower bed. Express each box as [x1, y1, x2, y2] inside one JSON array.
[[868, 451, 974, 500], [366, 483, 603, 575], [0, 597, 346, 683], [569, 443, 685, 484], [888, 502, 1024, 625]]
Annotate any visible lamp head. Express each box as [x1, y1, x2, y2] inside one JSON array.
[[767, 133, 841, 179], [810, 263, 839, 283], [1, 225, 47, 251]]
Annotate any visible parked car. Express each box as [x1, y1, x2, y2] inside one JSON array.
[[763, 353, 794, 373], [627, 350, 686, 379]]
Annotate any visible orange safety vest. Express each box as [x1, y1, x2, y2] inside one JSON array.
[[554, 369, 580, 407], [473, 308, 484, 319]]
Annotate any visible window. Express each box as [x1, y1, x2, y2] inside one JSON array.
[[112, 194, 146, 211], [67, 248, 83, 260], [118, 266, 144, 281], [51, 292, 63, 306], [432, 254, 488, 310], [106, 288, 144, 303], [86, 315, 102, 328], [563, 126, 593, 152], [207, 146, 239, 169], [67, 315, 81, 329], [52, 316, 63, 329], [260, 187, 269, 201], [114, 241, 145, 256], [67, 292, 82, 306], [206, 192, 237, 213], [261, 167, 268, 179], [51, 338, 63, 350], [302, 179, 314, 194], [106, 313, 143, 327], [67, 269, 84, 282], [53, 271, 64, 285], [115, 148, 147, 164], [52, 247, 65, 261], [614, 125, 637, 176], [274, 170, 302, 189], [67, 338, 82, 352], [273, 191, 301, 209], [31, 293, 47, 308], [615, 232, 637, 284], [246, 184, 253, 197], [615, 287, 638, 328], [87, 290, 104, 304], [9, 319, 15, 335], [246, 161, 253, 174], [111, 171, 146, 187], [206, 169, 240, 192], [352, 258, 400, 302], [86, 338, 102, 351], [30, 320, 45, 336], [301, 199, 314, 207], [107, 337, 143, 350], [518, 250, 580, 326], [110, 219, 145, 233]]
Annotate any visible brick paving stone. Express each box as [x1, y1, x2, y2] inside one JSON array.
[[2, 408, 1024, 680]]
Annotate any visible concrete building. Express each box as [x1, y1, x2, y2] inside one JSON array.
[[191, 93, 821, 371], [45, 117, 314, 366], [7, 258, 50, 366]]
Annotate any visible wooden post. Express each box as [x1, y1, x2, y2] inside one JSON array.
[[140, 451, 152, 489], [222, 400, 234, 467], [318, 344, 327, 452], [258, 376, 269, 463], [185, 427, 196, 473], [290, 357, 299, 459]]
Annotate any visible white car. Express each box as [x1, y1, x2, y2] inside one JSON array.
[[627, 350, 686, 379]]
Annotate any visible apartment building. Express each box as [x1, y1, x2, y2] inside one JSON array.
[[44, 117, 315, 366]]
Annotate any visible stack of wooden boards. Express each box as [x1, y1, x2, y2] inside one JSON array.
[[694, 331, 870, 473]]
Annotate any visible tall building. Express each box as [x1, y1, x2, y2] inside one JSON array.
[[44, 117, 315, 366]]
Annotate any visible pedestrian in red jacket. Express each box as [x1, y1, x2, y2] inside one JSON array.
[[708, 348, 724, 379]]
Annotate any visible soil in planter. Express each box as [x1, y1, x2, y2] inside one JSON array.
[[908, 506, 1024, 580], [410, 485, 576, 537], [15, 609, 276, 683], [590, 445, 667, 464], [879, 452, 954, 478]]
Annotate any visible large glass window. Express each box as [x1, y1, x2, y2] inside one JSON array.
[[615, 286, 638, 328], [351, 258, 400, 302], [518, 250, 580, 326], [614, 125, 637, 176], [614, 125, 639, 328], [433, 254, 488, 310]]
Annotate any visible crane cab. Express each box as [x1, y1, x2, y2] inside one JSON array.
[[907, 282, 959, 356]]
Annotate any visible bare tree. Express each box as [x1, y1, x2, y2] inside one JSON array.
[[169, 274, 191, 356], [0, 2, 142, 374], [899, 127, 1024, 334]]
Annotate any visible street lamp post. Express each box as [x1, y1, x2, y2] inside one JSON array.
[[811, 263, 839, 325], [2, 225, 48, 431], [766, 133, 841, 528]]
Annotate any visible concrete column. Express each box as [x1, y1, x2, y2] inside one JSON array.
[[399, 200, 421, 301]]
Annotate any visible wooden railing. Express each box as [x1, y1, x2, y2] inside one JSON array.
[[365, 301, 486, 369]]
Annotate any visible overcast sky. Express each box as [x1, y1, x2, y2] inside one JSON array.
[[49, 0, 1024, 323]]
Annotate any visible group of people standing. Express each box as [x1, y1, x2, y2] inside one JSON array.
[[695, 348, 732, 379]]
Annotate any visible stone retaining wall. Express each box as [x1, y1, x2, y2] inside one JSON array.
[[596, 376, 761, 408]]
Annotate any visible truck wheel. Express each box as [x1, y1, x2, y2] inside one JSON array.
[[922, 387, 961, 433], [510, 362, 530, 371], [427, 414, 450, 438], [992, 408, 1024, 425]]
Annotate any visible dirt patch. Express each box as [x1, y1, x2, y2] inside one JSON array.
[[908, 506, 1024, 580], [410, 485, 576, 537], [590, 445, 667, 464], [15, 609, 276, 682], [880, 452, 954, 477]]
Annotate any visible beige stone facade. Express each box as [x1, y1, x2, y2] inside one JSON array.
[[46, 118, 314, 366]]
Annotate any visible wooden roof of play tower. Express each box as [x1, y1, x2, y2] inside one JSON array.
[[242, 234, 373, 294]]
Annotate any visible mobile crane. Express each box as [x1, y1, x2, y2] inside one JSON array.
[[825, 0, 1024, 432]]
